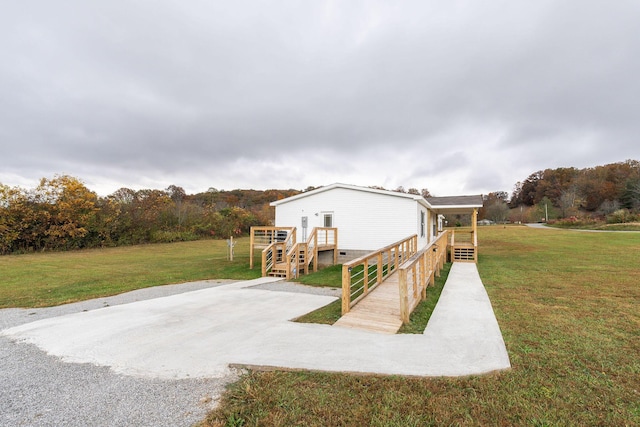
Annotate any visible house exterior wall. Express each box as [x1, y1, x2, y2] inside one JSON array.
[[274, 187, 424, 252]]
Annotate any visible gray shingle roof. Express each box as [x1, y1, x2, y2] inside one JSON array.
[[427, 195, 484, 207]]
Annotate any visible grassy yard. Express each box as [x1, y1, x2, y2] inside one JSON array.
[[202, 226, 640, 426], [0, 238, 261, 308]]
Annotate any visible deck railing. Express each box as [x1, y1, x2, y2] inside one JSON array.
[[341, 235, 418, 315], [250, 227, 296, 269], [315, 227, 337, 247], [398, 230, 449, 323], [308, 227, 338, 271]]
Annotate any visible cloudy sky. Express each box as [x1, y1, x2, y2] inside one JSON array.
[[1, 1, 639, 197]]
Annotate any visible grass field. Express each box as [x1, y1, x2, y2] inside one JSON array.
[[201, 226, 640, 426], [0, 239, 261, 308], [2, 227, 639, 425]]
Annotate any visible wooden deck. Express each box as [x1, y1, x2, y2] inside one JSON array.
[[333, 272, 403, 334]]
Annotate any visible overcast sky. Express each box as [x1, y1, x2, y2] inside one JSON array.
[[1, 1, 639, 197]]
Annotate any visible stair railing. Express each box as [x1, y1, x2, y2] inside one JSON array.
[[261, 230, 296, 277]]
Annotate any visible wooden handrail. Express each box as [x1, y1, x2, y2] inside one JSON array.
[[250, 226, 296, 269], [260, 230, 296, 276], [398, 230, 449, 323], [341, 235, 418, 315], [288, 227, 337, 278], [305, 227, 337, 273], [259, 227, 338, 279]]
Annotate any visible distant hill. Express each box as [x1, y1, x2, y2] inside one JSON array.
[[509, 160, 640, 214]]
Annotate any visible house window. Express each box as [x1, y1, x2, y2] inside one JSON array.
[[420, 211, 426, 237], [323, 213, 333, 228]]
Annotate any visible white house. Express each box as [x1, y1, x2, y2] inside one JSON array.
[[270, 183, 482, 263]]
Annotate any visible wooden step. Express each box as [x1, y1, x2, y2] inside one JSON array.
[[453, 246, 475, 262]]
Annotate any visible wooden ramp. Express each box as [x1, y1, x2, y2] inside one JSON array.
[[333, 272, 403, 334]]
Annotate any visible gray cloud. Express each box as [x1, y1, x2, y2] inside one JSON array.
[[1, 1, 639, 196]]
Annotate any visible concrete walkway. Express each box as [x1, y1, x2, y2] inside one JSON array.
[[2, 265, 510, 379]]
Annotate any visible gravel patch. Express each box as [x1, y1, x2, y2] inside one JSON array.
[[1, 279, 338, 426]]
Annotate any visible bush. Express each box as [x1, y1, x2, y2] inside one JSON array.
[[550, 215, 599, 228], [150, 230, 199, 243], [607, 209, 639, 224]]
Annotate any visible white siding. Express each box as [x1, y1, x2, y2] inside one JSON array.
[[275, 187, 422, 251]]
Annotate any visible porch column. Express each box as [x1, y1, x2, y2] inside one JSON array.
[[472, 208, 478, 261]]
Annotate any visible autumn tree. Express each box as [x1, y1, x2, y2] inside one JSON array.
[[511, 171, 543, 207], [0, 184, 24, 254], [620, 178, 640, 209], [209, 207, 258, 238], [34, 176, 99, 250], [558, 186, 580, 218], [481, 192, 510, 223]]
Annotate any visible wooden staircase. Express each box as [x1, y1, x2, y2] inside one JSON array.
[[450, 229, 478, 263], [259, 227, 337, 280], [452, 244, 476, 262], [269, 246, 309, 278]]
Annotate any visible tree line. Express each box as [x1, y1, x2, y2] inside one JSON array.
[[3, 161, 638, 254], [0, 175, 299, 255], [479, 160, 640, 224]]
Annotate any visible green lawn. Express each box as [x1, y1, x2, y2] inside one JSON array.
[[0, 238, 261, 308], [2, 228, 639, 425], [202, 226, 640, 426]]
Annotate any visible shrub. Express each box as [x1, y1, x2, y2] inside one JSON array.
[[552, 215, 599, 228], [607, 209, 637, 224], [150, 230, 199, 243]]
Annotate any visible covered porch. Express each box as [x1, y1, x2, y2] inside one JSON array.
[[427, 195, 484, 263]]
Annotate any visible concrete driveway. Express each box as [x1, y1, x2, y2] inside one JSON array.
[[2, 266, 510, 379]]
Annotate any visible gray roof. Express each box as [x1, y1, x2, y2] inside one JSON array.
[[427, 195, 483, 214], [427, 195, 484, 207]]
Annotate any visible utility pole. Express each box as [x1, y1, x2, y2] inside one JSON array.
[[545, 203, 548, 222]]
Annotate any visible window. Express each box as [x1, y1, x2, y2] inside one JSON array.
[[323, 213, 333, 228], [420, 211, 426, 237]]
